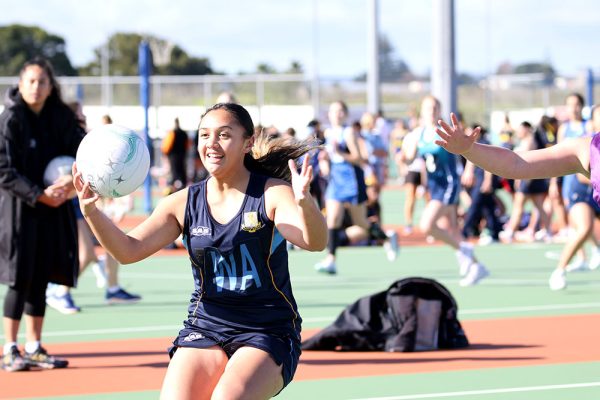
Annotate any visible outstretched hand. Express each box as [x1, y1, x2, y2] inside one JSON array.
[[434, 113, 481, 155], [288, 156, 313, 204]]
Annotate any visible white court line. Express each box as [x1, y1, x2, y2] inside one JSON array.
[[2, 302, 599, 340], [459, 302, 600, 315], [350, 381, 600, 399]]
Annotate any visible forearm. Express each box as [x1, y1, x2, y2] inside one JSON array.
[[463, 143, 543, 179], [83, 207, 140, 264], [296, 196, 327, 251]]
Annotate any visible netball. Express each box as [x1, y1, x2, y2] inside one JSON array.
[[75, 124, 150, 198], [43, 155, 75, 186]]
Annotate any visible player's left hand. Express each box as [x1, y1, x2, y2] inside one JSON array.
[[288, 156, 313, 204]]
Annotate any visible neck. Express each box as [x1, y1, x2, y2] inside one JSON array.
[[209, 167, 251, 192]]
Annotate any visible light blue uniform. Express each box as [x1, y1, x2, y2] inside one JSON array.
[[417, 127, 460, 205]]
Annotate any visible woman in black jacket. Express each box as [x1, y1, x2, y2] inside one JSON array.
[[0, 57, 84, 372]]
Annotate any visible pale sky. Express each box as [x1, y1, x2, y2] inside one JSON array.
[[1, 0, 599, 78]]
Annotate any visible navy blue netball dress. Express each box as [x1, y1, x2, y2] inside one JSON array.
[[171, 173, 301, 387]]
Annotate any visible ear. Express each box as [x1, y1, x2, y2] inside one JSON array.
[[244, 135, 255, 153]]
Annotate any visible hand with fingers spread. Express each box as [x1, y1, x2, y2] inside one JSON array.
[[288, 156, 313, 204], [434, 112, 481, 155]]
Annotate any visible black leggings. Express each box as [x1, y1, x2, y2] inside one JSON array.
[[3, 274, 49, 319]]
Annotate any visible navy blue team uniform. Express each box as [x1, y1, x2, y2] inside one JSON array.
[[171, 173, 301, 388]]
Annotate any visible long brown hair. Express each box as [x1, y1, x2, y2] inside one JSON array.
[[200, 103, 321, 182]]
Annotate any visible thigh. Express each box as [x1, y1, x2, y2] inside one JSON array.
[[346, 203, 370, 229], [213, 346, 284, 400], [160, 346, 228, 400], [325, 199, 345, 227]]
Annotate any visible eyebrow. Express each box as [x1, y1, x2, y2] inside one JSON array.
[[198, 125, 234, 132]]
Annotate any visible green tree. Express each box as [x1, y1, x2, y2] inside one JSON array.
[[0, 24, 77, 76], [285, 60, 304, 74], [256, 63, 277, 74], [355, 33, 411, 82], [78, 33, 213, 76], [156, 45, 213, 75], [378, 34, 411, 82]]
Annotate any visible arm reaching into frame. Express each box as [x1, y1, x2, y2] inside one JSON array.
[[434, 113, 591, 180]]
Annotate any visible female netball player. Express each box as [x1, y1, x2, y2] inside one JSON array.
[[73, 103, 327, 399]]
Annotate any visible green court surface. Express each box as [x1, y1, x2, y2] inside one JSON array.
[[2, 187, 600, 399]]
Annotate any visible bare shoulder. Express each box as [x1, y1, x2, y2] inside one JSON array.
[[264, 177, 291, 191]]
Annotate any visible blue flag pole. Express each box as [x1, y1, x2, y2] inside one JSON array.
[[138, 40, 153, 214]]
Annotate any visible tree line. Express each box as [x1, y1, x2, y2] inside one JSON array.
[[0, 24, 555, 82]]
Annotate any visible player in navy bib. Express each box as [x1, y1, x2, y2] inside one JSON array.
[[73, 103, 327, 399]]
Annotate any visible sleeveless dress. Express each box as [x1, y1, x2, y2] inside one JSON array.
[[171, 173, 301, 387]]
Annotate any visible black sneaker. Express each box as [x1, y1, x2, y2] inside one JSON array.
[[2, 345, 29, 372], [24, 347, 68, 369], [105, 288, 142, 305]]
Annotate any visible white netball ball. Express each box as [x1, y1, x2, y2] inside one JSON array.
[[43, 155, 75, 186], [76, 124, 150, 198]]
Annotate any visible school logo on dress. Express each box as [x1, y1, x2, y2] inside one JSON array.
[[190, 226, 211, 236], [241, 211, 263, 232]]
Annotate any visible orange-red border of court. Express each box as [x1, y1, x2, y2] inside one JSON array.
[[1, 314, 599, 398]]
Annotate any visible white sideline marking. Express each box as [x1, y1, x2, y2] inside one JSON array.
[[2, 302, 599, 340], [350, 381, 600, 399]]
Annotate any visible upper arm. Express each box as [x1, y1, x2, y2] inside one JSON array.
[[516, 136, 590, 178], [265, 178, 307, 246]]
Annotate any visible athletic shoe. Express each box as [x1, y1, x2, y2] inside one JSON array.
[[499, 229, 514, 243], [383, 230, 399, 262], [2, 346, 29, 372], [589, 247, 600, 271], [403, 225, 413, 235], [314, 260, 337, 275], [459, 263, 490, 287], [105, 288, 142, 305], [24, 347, 68, 369], [565, 257, 588, 273], [549, 268, 567, 291], [46, 292, 81, 314], [91, 259, 107, 288], [456, 242, 474, 277], [533, 228, 552, 243], [477, 235, 498, 246]]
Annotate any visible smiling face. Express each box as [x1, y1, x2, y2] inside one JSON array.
[[18, 65, 52, 114], [197, 108, 253, 177]]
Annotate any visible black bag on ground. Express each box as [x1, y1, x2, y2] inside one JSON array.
[[301, 277, 469, 352]]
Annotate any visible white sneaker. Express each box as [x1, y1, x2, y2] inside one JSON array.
[[314, 260, 337, 275], [589, 247, 600, 271], [91, 259, 107, 288], [499, 229, 514, 243], [456, 242, 474, 277], [383, 230, 399, 262], [534, 229, 552, 243], [549, 268, 567, 291], [565, 257, 588, 273], [459, 263, 490, 287]]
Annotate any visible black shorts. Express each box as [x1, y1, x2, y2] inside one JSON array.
[[404, 170, 422, 186], [517, 178, 549, 195], [170, 322, 301, 393]]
